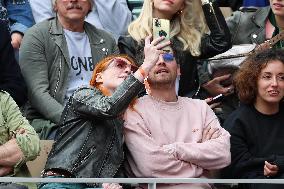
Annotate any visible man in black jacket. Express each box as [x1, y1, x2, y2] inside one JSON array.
[[0, 20, 27, 106]]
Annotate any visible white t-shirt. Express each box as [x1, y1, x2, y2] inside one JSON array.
[[64, 29, 93, 103]]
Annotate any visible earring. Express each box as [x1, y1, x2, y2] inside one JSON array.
[[176, 9, 183, 16]]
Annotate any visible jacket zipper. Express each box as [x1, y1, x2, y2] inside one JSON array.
[[209, 2, 221, 31], [53, 57, 62, 98]]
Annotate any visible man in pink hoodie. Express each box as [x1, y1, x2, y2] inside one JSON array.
[[123, 51, 231, 189]]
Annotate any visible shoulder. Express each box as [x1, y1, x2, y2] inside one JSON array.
[[223, 104, 253, 131], [0, 91, 15, 108], [133, 95, 152, 108], [85, 22, 116, 43], [179, 97, 208, 109], [72, 86, 101, 101], [118, 36, 136, 46], [0, 90, 10, 98], [24, 19, 52, 39]]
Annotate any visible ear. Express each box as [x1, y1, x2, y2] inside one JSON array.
[[95, 73, 103, 83], [177, 64, 181, 76], [53, 4, 58, 12], [180, 1, 185, 12]]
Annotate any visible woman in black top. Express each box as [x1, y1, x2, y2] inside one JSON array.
[[224, 49, 284, 189]]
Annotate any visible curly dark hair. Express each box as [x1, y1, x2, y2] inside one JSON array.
[[234, 48, 284, 104]]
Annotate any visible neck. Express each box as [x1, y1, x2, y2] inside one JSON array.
[[150, 84, 177, 102], [254, 100, 279, 115], [58, 16, 85, 32], [275, 15, 284, 31]]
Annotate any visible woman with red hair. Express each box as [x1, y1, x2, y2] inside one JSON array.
[[39, 36, 169, 189]]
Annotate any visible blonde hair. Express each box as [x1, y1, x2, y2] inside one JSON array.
[[128, 0, 208, 56]]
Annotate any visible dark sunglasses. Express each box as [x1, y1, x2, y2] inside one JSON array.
[[162, 53, 175, 62]]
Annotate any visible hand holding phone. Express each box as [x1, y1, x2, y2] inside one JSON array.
[[207, 94, 224, 105], [153, 18, 171, 53]]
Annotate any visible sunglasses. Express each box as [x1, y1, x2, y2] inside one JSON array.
[[109, 58, 138, 73], [162, 53, 175, 62]]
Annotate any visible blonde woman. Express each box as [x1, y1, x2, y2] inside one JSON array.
[[119, 0, 232, 97]]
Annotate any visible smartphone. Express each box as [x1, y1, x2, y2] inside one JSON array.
[[208, 94, 224, 105], [153, 18, 171, 52]]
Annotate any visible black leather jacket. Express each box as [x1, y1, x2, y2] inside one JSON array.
[[44, 75, 143, 183], [118, 2, 232, 97]]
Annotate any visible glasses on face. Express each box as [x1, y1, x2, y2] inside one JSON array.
[[108, 58, 138, 73], [162, 53, 175, 62]]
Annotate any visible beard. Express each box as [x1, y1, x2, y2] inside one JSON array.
[[147, 73, 176, 89]]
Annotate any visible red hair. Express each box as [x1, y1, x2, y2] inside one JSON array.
[[90, 54, 138, 109], [90, 54, 137, 95]]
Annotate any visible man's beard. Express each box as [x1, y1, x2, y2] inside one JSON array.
[[147, 74, 176, 89]]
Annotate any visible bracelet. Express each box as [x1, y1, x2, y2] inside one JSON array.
[[138, 67, 147, 79]]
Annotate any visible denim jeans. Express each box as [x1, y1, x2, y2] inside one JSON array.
[[38, 176, 103, 189]]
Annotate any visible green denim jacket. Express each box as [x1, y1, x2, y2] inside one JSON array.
[[0, 91, 40, 176], [19, 17, 119, 125]]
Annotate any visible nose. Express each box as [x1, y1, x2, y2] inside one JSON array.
[[271, 76, 279, 87], [124, 65, 132, 75], [156, 55, 166, 66]]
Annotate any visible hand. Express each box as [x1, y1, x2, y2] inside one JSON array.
[[202, 74, 234, 97], [162, 144, 177, 158], [264, 161, 279, 177], [142, 35, 171, 73], [102, 183, 123, 189], [200, 127, 221, 142], [205, 98, 221, 109], [0, 166, 13, 176], [11, 32, 23, 49], [0, 139, 24, 166]]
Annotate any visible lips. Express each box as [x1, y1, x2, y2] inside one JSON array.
[[273, 3, 284, 8], [155, 68, 169, 74], [163, 0, 174, 4], [268, 90, 280, 96]]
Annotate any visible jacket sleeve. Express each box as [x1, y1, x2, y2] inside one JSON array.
[[124, 108, 202, 178], [19, 25, 64, 123], [225, 10, 241, 44], [173, 104, 231, 170], [1, 91, 40, 174], [94, 0, 132, 39], [0, 21, 27, 106], [6, 0, 35, 34], [199, 1, 232, 59], [72, 75, 143, 119]]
